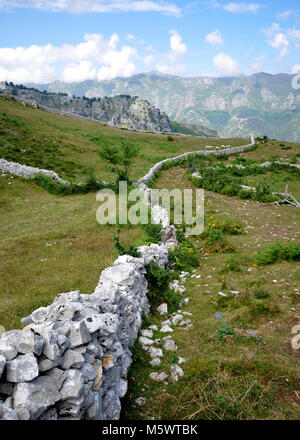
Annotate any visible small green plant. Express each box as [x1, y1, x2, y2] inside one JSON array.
[[201, 227, 225, 245], [168, 240, 199, 272], [255, 181, 276, 203], [254, 242, 300, 266], [220, 255, 241, 273], [250, 302, 280, 318], [145, 261, 180, 311], [143, 224, 162, 244], [216, 322, 235, 341], [254, 289, 270, 299]]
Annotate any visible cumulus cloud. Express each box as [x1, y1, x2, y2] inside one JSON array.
[[262, 23, 300, 59], [0, 0, 181, 16], [0, 33, 138, 83], [168, 30, 187, 62], [155, 30, 187, 74], [205, 30, 223, 46], [269, 32, 290, 58], [222, 2, 263, 13], [213, 52, 240, 76]]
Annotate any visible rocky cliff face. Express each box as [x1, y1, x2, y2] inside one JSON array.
[[29, 71, 300, 141], [0, 82, 172, 133]]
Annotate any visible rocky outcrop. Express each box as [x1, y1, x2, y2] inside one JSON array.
[[28, 71, 300, 141], [0, 82, 171, 133]]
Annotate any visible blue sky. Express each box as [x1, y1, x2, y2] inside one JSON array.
[[0, 0, 299, 83]]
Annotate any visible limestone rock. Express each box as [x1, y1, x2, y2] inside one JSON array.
[[68, 321, 91, 349], [137, 244, 168, 268], [163, 340, 178, 352], [60, 369, 84, 401], [6, 353, 39, 382], [0, 402, 19, 420], [138, 336, 154, 350], [45, 367, 66, 390], [157, 303, 168, 315], [171, 314, 183, 325], [18, 329, 44, 356], [148, 347, 163, 358], [0, 339, 18, 361], [61, 349, 85, 370], [135, 397, 147, 406], [13, 376, 61, 419], [149, 358, 161, 367], [149, 371, 168, 382], [141, 329, 153, 338], [170, 364, 184, 382], [0, 354, 6, 379], [160, 325, 173, 333]]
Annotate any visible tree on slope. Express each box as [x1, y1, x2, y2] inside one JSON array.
[[98, 140, 139, 184]]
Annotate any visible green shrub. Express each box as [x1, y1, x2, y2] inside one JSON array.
[[239, 189, 253, 199], [145, 261, 180, 311], [168, 241, 199, 272], [31, 173, 109, 195], [221, 255, 241, 273], [250, 302, 280, 318], [143, 224, 162, 244], [254, 289, 270, 299], [201, 227, 225, 245], [255, 242, 300, 266]]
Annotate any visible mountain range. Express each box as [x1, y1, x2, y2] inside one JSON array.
[[27, 71, 300, 142]]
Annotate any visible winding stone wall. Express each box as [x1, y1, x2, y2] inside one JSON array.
[[0, 135, 254, 420], [135, 135, 255, 186]]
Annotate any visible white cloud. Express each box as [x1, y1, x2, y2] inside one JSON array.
[[154, 30, 187, 75], [155, 62, 186, 75], [222, 2, 263, 13], [213, 52, 240, 76], [277, 10, 292, 20], [251, 54, 265, 72], [0, 33, 137, 83], [0, 0, 181, 16], [144, 54, 155, 67], [269, 32, 290, 58], [286, 29, 300, 47], [261, 23, 300, 59], [168, 30, 187, 62], [291, 65, 300, 74], [205, 30, 223, 46], [126, 34, 135, 41], [62, 61, 97, 82]]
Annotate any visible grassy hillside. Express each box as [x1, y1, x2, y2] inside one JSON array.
[[123, 166, 300, 420], [0, 96, 246, 183], [0, 175, 146, 329], [0, 100, 247, 330], [0, 97, 299, 419]]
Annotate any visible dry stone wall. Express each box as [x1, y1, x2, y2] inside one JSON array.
[[0, 135, 254, 420], [0, 244, 172, 420]]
